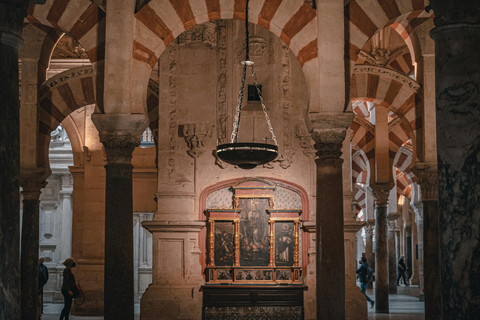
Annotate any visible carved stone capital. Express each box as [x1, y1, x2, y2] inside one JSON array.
[[311, 129, 347, 160], [427, 1, 480, 27], [412, 168, 439, 201], [181, 123, 211, 158], [387, 220, 397, 231], [371, 188, 390, 207], [0, 1, 46, 38], [99, 132, 140, 165], [21, 179, 47, 201]]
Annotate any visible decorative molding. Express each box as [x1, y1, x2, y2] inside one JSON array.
[[39, 66, 93, 97], [167, 45, 178, 178], [99, 132, 140, 165], [370, 48, 390, 66], [294, 124, 316, 159], [353, 65, 422, 95], [235, 36, 273, 67], [181, 123, 212, 158], [216, 20, 228, 149], [177, 22, 217, 48]]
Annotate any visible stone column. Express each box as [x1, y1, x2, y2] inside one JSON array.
[[404, 225, 412, 282], [415, 214, 424, 300], [20, 178, 46, 319], [60, 184, 73, 262], [387, 218, 398, 294], [364, 223, 374, 290], [0, 2, 43, 318], [428, 2, 480, 318], [312, 129, 347, 320], [97, 130, 140, 320], [415, 170, 440, 317], [372, 188, 390, 313]]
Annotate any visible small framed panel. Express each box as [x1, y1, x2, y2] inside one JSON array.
[[214, 221, 235, 266], [275, 269, 292, 282], [216, 269, 233, 282], [275, 222, 295, 266]]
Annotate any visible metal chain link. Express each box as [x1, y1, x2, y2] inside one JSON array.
[[250, 64, 278, 145], [230, 64, 248, 143]]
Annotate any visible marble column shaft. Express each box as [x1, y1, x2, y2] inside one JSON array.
[[101, 132, 139, 320], [387, 222, 397, 294], [20, 180, 45, 319], [416, 217, 424, 301], [404, 226, 412, 281], [372, 189, 389, 313], [314, 138, 346, 320], [0, 4, 26, 317], [430, 14, 480, 318], [365, 224, 374, 290]]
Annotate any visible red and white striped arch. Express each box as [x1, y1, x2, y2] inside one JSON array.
[[346, 0, 432, 65], [36, 66, 159, 167], [132, 0, 318, 98], [27, 0, 106, 65]]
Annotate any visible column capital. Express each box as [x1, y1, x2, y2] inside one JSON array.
[[404, 225, 412, 236], [365, 224, 375, 236], [387, 220, 397, 231], [412, 168, 439, 201], [311, 129, 347, 160], [20, 178, 47, 201], [427, 1, 480, 27], [371, 187, 391, 207], [99, 131, 140, 165]]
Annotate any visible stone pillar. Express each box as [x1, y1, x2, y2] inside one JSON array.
[[0, 2, 42, 317], [20, 178, 46, 319], [372, 188, 390, 313], [404, 225, 412, 282], [96, 130, 140, 320], [428, 2, 480, 317], [303, 222, 317, 320], [364, 223, 374, 290], [312, 129, 347, 320], [415, 214, 424, 300], [415, 170, 440, 317], [387, 218, 398, 294]]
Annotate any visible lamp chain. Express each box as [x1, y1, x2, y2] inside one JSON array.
[[229, 0, 278, 146]]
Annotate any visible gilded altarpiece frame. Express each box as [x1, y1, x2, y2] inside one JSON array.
[[205, 179, 302, 284]]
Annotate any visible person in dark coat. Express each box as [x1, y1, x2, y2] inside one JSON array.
[[356, 257, 374, 308], [397, 256, 409, 286], [60, 258, 77, 320], [38, 257, 49, 316]]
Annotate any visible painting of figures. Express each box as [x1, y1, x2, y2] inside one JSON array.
[[239, 199, 270, 266], [214, 221, 235, 266], [275, 222, 295, 266]]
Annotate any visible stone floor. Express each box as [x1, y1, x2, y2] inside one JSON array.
[[40, 285, 424, 319]]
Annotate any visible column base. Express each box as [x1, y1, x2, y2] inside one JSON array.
[[346, 285, 368, 320]]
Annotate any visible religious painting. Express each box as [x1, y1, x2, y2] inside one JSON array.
[[276, 270, 292, 281], [214, 221, 235, 266], [216, 269, 233, 281], [239, 199, 270, 266], [275, 222, 295, 266]]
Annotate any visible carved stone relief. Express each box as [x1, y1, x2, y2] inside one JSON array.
[[177, 22, 217, 48], [181, 123, 212, 158], [294, 124, 316, 159], [168, 46, 178, 178], [234, 36, 274, 67]]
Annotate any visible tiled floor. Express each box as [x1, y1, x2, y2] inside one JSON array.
[[41, 285, 424, 319], [367, 285, 425, 319]]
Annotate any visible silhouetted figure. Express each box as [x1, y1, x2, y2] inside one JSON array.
[[60, 258, 77, 320], [397, 256, 409, 286], [356, 257, 374, 308]]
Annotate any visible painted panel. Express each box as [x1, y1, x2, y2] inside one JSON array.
[[214, 221, 235, 266], [275, 222, 295, 266], [239, 198, 270, 266]]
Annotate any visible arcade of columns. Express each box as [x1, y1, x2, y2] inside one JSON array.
[[1, 0, 480, 319]]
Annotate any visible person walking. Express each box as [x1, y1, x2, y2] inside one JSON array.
[[356, 257, 374, 308], [38, 257, 49, 317], [60, 258, 77, 320], [397, 256, 409, 286]]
